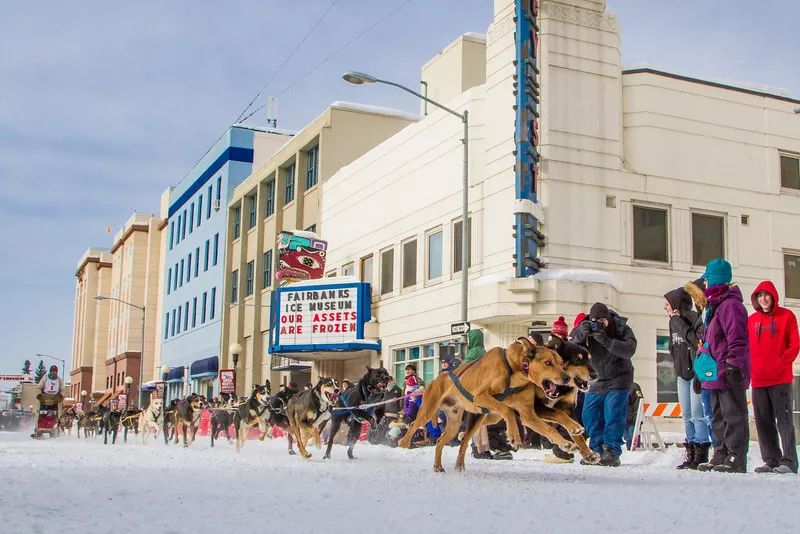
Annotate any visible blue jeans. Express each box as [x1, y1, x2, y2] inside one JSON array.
[[700, 389, 717, 447], [677, 377, 711, 444], [582, 389, 629, 457]]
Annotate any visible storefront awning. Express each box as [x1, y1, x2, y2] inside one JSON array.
[[166, 367, 185, 383], [189, 356, 219, 379], [140, 380, 157, 391]]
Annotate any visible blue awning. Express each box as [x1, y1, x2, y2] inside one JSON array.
[[189, 356, 219, 379], [140, 380, 157, 391], [166, 367, 185, 383]]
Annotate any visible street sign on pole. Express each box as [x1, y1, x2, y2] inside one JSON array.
[[450, 321, 471, 336]]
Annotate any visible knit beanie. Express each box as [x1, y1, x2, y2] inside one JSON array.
[[551, 316, 569, 338], [701, 258, 732, 288], [573, 313, 587, 329], [589, 302, 611, 321]]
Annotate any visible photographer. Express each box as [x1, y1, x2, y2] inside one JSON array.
[[572, 303, 637, 467]]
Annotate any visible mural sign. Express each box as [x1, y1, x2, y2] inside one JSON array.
[[275, 230, 328, 283]]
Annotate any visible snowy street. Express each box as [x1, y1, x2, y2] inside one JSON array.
[[3, 431, 798, 534]]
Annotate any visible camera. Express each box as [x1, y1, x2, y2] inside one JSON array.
[[589, 319, 604, 333]]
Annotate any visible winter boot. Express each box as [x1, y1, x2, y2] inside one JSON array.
[[544, 445, 575, 464], [697, 447, 727, 472], [754, 463, 778, 474], [599, 445, 621, 467], [689, 443, 710, 470], [676, 442, 696, 470], [491, 450, 513, 460], [712, 453, 747, 473], [773, 465, 795, 474]]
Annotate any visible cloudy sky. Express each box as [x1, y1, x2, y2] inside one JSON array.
[[1, 0, 798, 377]]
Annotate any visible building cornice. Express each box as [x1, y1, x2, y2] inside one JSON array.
[[75, 257, 99, 277], [110, 224, 150, 254], [158, 217, 169, 231]]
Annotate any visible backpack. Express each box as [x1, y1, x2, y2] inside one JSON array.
[[693, 342, 718, 382]]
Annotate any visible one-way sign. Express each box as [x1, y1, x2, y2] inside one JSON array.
[[450, 321, 471, 335]]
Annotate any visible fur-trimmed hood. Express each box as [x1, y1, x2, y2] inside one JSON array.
[[684, 279, 707, 311]]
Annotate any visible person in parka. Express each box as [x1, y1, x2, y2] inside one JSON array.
[[749, 280, 800, 474], [572, 303, 637, 467], [664, 286, 711, 469], [695, 259, 751, 473], [464, 329, 485, 363]]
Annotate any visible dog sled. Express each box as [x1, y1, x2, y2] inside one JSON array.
[[32, 393, 62, 439]]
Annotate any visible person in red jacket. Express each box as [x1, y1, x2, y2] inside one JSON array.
[[749, 281, 800, 474]]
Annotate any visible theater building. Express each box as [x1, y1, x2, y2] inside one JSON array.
[[314, 0, 800, 407]]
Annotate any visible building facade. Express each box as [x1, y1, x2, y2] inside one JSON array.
[[315, 0, 800, 405], [70, 248, 112, 399], [160, 125, 292, 400], [222, 103, 418, 394]]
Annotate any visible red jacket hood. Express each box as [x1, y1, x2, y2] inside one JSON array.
[[751, 280, 779, 314]]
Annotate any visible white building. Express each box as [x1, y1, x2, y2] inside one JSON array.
[[319, 0, 800, 404]]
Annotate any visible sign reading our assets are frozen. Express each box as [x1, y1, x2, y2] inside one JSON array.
[[270, 281, 379, 353]]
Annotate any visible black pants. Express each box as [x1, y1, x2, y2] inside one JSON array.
[[752, 384, 798, 473], [710, 387, 749, 465]]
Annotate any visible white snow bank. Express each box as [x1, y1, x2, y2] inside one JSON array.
[[1, 432, 796, 534], [331, 101, 421, 122], [471, 273, 514, 288], [534, 268, 623, 292]]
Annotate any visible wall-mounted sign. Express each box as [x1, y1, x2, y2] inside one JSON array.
[[270, 281, 379, 353], [110, 399, 118, 411], [117, 394, 127, 412], [219, 370, 236, 394], [155, 382, 166, 399], [275, 230, 328, 282]]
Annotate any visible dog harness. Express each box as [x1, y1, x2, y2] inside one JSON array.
[[337, 382, 381, 423], [446, 348, 528, 413]]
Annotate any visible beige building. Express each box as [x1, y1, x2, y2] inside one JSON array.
[[314, 0, 800, 406], [222, 103, 417, 393], [70, 248, 112, 398]]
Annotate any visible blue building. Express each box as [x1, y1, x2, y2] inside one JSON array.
[[160, 125, 292, 399]]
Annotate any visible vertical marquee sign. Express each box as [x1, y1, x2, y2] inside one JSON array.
[[513, 0, 545, 277]]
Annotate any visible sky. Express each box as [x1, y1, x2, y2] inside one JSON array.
[[1, 0, 798, 377]]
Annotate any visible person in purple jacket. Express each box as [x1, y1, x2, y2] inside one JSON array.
[[695, 259, 751, 473]]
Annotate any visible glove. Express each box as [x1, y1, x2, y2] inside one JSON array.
[[724, 364, 744, 387], [579, 322, 592, 337], [591, 331, 609, 346], [692, 376, 702, 395]]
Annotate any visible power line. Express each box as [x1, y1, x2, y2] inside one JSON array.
[[234, 0, 339, 124], [239, 0, 416, 124]]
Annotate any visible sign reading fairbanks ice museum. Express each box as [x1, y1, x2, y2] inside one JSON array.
[[269, 280, 379, 353]]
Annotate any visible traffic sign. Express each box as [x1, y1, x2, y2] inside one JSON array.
[[450, 321, 471, 335]]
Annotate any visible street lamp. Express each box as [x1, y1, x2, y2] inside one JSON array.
[[124, 376, 133, 409], [36, 353, 66, 378], [794, 106, 800, 114], [160, 364, 170, 444], [229, 343, 242, 395], [80, 389, 87, 413], [95, 296, 145, 409], [343, 70, 470, 325]]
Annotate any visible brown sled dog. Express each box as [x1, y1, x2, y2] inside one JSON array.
[[445, 339, 601, 470], [398, 338, 576, 471]]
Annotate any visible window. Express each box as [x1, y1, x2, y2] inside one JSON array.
[[191, 297, 197, 328], [216, 177, 222, 205], [633, 205, 669, 263], [656, 335, 678, 402], [176, 306, 182, 334], [183, 301, 189, 331], [166, 268, 172, 295], [201, 292, 207, 324], [213, 234, 219, 266], [179, 260, 184, 287], [263, 250, 273, 289], [360, 255, 373, 287], [196, 195, 203, 228], [284, 163, 295, 204], [207, 185, 213, 218], [326, 270, 336, 278], [170, 310, 176, 336], [176, 214, 181, 244], [231, 270, 239, 303], [342, 263, 355, 277], [306, 145, 319, 189], [781, 154, 800, 190], [189, 202, 194, 233], [163, 313, 169, 340], [210, 287, 216, 319], [381, 248, 394, 295], [169, 222, 174, 250], [453, 218, 472, 273], [187, 253, 192, 281], [692, 213, 725, 266], [785, 254, 800, 299], [427, 230, 443, 280], [194, 247, 200, 278], [173, 263, 179, 290], [392, 340, 464, 386], [264, 179, 275, 217], [204, 240, 210, 271], [248, 195, 256, 229], [403, 239, 417, 288], [246, 261, 255, 296], [306, 224, 316, 233], [182, 209, 187, 239], [233, 206, 241, 239]]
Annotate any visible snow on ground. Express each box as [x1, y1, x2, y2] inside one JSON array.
[[2, 430, 798, 534]]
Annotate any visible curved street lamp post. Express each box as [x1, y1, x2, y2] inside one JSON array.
[[95, 296, 145, 409]]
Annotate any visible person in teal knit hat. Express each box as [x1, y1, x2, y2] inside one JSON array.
[[695, 258, 751, 473]]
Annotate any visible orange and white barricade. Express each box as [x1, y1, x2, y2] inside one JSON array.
[[631, 402, 681, 451]]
